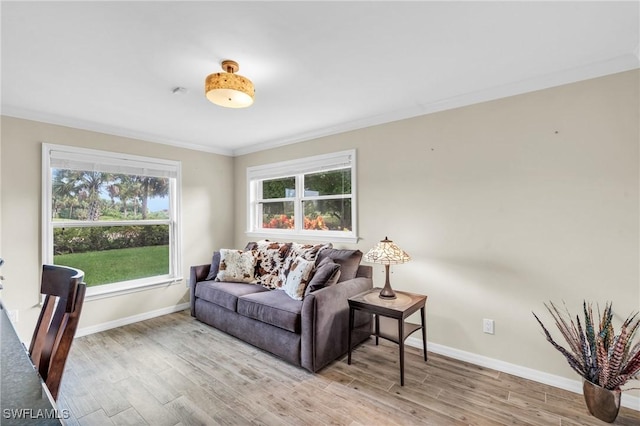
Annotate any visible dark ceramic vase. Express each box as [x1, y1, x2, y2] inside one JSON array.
[[582, 380, 621, 423]]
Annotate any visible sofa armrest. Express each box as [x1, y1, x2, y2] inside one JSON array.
[[189, 264, 211, 317], [300, 276, 373, 372]]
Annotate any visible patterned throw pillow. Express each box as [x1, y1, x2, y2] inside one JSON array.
[[215, 249, 257, 283], [279, 242, 332, 285], [282, 256, 316, 300], [254, 241, 292, 289]]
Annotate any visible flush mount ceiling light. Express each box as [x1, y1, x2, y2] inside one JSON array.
[[205, 59, 254, 108]]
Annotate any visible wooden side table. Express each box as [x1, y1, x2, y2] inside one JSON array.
[[347, 287, 427, 386]]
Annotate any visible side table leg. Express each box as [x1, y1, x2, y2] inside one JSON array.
[[421, 306, 427, 362], [375, 314, 379, 346], [348, 307, 354, 365], [398, 319, 405, 386]]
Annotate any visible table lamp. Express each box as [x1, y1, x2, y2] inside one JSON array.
[[363, 237, 411, 299]]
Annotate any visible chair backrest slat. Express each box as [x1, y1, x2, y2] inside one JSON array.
[[29, 265, 86, 400]]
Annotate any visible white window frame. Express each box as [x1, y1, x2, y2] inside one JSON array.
[[42, 143, 183, 300], [247, 150, 358, 243]]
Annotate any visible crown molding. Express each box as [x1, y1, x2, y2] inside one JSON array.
[[0, 107, 234, 157]]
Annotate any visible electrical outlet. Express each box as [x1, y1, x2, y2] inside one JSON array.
[[483, 318, 494, 334], [7, 310, 18, 324]]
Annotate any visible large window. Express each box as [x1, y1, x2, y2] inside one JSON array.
[[42, 144, 182, 298], [247, 150, 357, 242]]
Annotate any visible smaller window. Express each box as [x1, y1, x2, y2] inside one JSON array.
[[247, 150, 357, 242]]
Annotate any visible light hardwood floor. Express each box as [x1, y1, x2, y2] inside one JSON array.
[[56, 310, 640, 425]]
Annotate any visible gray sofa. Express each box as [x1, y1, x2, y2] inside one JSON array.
[[190, 243, 373, 372]]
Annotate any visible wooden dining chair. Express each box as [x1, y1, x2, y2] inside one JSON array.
[[29, 264, 86, 400]]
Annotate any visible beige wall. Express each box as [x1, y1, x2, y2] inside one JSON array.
[[0, 116, 235, 341], [234, 70, 640, 384]]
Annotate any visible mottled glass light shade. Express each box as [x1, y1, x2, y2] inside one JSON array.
[[363, 237, 410, 299], [363, 237, 411, 265], [205, 60, 254, 108]]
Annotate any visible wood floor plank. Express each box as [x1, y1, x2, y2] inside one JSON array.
[[116, 376, 181, 426], [57, 369, 103, 419], [272, 383, 354, 425], [77, 408, 115, 426], [323, 381, 411, 426], [82, 376, 132, 417], [134, 371, 182, 405], [164, 395, 219, 426], [108, 407, 149, 426], [249, 410, 298, 426], [55, 310, 640, 425], [348, 378, 490, 426]]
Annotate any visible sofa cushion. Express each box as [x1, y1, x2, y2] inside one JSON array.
[[216, 249, 257, 283], [282, 256, 316, 300], [255, 241, 292, 289], [304, 257, 341, 297], [317, 248, 363, 282], [205, 251, 221, 281], [237, 290, 303, 333], [195, 281, 269, 311]]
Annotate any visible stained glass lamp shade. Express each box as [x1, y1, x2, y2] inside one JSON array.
[[363, 237, 411, 299]]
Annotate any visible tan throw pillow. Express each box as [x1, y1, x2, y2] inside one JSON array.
[[216, 249, 257, 283], [282, 256, 315, 300]]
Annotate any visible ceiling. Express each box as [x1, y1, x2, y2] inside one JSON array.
[[2, 2, 639, 156]]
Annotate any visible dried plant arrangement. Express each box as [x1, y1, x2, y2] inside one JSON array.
[[533, 301, 640, 391]]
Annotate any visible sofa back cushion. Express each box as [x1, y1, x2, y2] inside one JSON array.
[[316, 248, 363, 282]]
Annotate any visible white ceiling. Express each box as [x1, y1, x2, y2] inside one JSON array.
[[2, 1, 639, 156]]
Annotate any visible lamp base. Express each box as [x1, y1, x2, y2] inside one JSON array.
[[379, 286, 397, 299], [379, 265, 396, 299]]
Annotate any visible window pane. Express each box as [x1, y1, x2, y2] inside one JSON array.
[[53, 225, 169, 286], [262, 201, 294, 229], [303, 199, 352, 231], [304, 168, 351, 196], [262, 177, 295, 199], [52, 169, 170, 221]]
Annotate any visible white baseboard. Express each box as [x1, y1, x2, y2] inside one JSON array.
[[406, 336, 640, 412], [75, 302, 189, 338]]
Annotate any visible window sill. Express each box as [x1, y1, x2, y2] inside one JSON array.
[[246, 231, 359, 244], [84, 276, 184, 301]]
